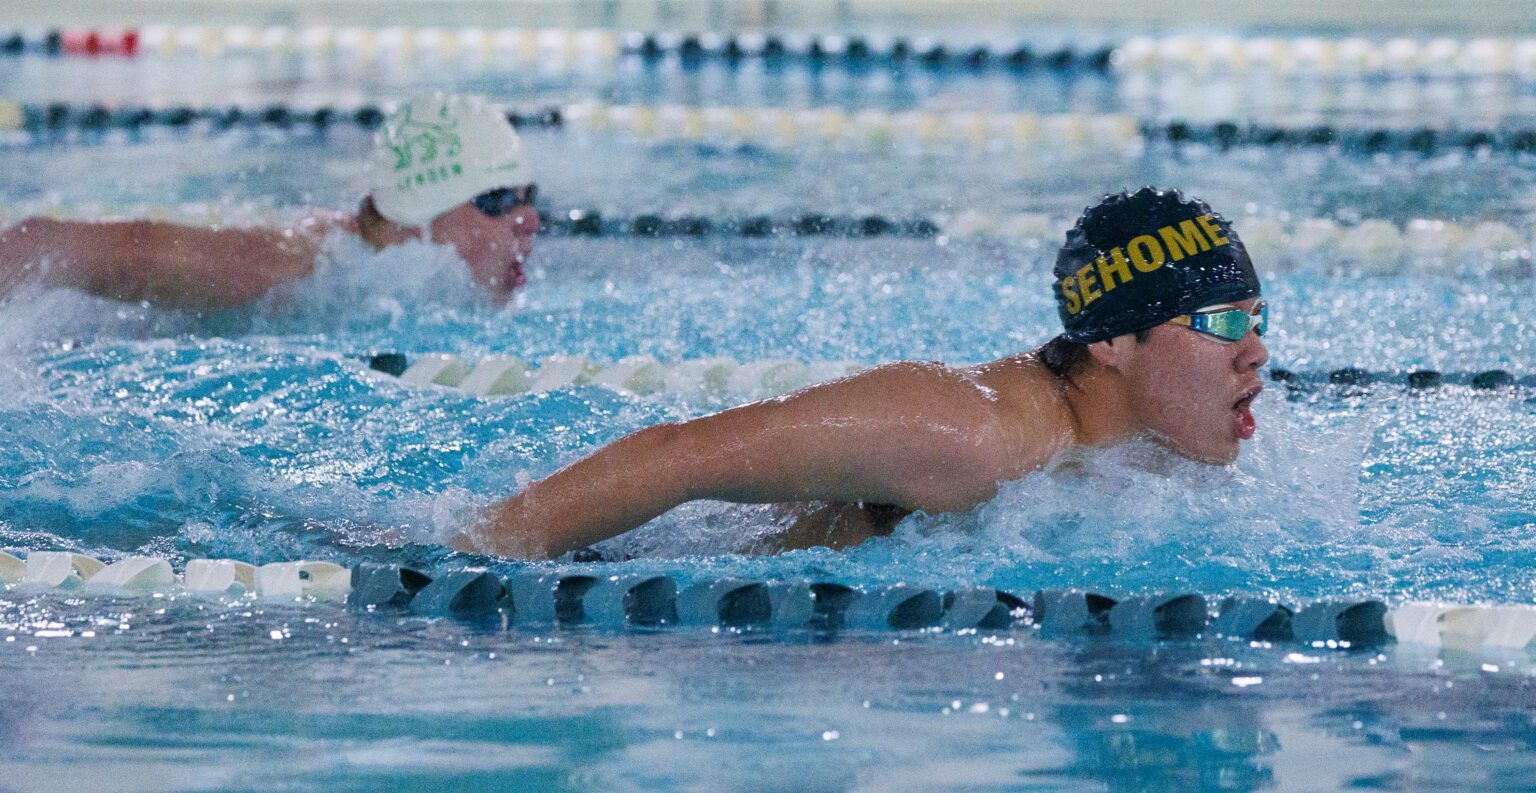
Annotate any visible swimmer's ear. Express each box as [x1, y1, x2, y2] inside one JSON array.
[[1086, 333, 1137, 371]]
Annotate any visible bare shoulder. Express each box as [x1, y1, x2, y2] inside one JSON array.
[[839, 357, 1065, 428], [964, 353, 1078, 473], [791, 359, 1007, 425], [808, 359, 1064, 509], [840, 358, 993, 396]]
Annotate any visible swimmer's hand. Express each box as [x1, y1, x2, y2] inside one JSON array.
[[446, 530, 481, 555], [443, 507, 537, 557]]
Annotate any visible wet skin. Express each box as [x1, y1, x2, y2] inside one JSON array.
[[464, 295, 1270, 559], [1098, 297, 1269, 464], [0, 194, 543, 310], [427, 202, 540, 303], [768, 301, 1270, 551]]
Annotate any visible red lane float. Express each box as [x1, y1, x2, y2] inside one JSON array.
[[59, 29, 139, 57]]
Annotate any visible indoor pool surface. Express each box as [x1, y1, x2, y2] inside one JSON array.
[[4, 16, 1536, 793], [2, 237, 1534, 791]]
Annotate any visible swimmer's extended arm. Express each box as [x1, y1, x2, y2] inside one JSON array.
[[467, 361, 1035, 559], [0, 216, 331, 309]]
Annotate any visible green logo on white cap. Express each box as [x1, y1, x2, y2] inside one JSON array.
[[389, 105, 465, 191]]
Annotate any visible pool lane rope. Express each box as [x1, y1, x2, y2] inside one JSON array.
[[351, 353, 1536, 404], [11, 27, 1536, 79], [367, 352, 867, 402], [1, 198, 1530, 279], [17, 99, 1536, 158], [1, 550, 1531, 650], [0, 100, 1141, 151]]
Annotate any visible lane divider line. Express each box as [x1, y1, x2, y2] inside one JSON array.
[[370, 352, 865, 402], [1, 196, 1532, 279], [11, 98, 1536, 159], [3, 550, 1530, 649], [10, 28, 1536, 80], [362, 353, 1536, 402]]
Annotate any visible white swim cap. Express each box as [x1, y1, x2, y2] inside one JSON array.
[[368, 93, 531, 227]]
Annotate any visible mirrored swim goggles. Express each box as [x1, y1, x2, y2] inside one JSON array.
[[472, 183, 538, 217], [1167, 300, 1268, 342]]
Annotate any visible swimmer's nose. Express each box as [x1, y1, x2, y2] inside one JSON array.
[[1236, 328, 1269, 372], [511, 205, 540, 233]]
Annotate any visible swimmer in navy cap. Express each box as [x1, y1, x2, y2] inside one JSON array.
[[458, 187, 1269, 558], [0, 93, 539, 308]]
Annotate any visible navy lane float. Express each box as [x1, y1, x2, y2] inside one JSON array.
[[6, 550, 1536, 650]]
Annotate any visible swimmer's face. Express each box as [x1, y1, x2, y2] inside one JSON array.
[[428, 200, 541, 302], [1105, 297, 1269, 464]]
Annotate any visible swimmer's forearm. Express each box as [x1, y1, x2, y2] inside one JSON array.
[[0, 217, 187, 300], [1, 216, 322, 308], [0, 218, 107, 294], [473, 422, 701, 558]]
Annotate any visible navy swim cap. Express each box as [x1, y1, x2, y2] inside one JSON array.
[[1054, 188, 1260, 343]]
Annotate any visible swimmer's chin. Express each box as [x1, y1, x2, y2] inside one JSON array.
[[1139, 431, 1243, 467]]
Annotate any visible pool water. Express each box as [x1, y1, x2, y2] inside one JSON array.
[[4, 20, 1536, 793]]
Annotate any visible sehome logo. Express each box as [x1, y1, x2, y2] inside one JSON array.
[[1057, 214, 1232, 315]]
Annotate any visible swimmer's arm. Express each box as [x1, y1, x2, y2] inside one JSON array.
[[468, 361, 1020, 559], [0, 215, 335, 309]]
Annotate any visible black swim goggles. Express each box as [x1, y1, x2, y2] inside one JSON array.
[[472, 183, 538, 217], [1167, 301, 1268, 343]]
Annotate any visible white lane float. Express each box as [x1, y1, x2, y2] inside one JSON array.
[[183, 559, 257, 596], [371, 354, 865, 402], [19, 551, 105, 590], [84, 556, 177, 595], [1387, 601, 1536, 650], [254, 561, 352, 601]]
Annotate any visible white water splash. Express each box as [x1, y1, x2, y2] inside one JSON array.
[[889, 395, 1375, 577], [246, 232, 495, 331]]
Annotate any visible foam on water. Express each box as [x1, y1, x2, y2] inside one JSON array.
[[241, 232, 500, 332], [577, 396, 1370, 590], [901, 397, 1376, 592]]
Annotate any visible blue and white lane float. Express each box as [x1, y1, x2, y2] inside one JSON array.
[[350, 352, 1535, 404], [0, 198, 1530, 280], [12, 27, 1536, 80], [4, 550, 1534, 649], [17, 97, 1536, 159], [1, 100, 1145, 150]]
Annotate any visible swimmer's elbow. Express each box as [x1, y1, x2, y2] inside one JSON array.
[[79, 220, 158, 300], [621, 420, 702, 498], [627, 418, 750, 503]]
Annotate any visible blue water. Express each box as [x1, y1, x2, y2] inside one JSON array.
[[5, 25, 1536, 793], [2, 231, 1534, 789]]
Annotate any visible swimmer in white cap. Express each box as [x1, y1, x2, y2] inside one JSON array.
[[0, 93, 539, 308]]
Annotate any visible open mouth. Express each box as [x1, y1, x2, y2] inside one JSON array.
[[506, 259, 527, 288], [1232, 386, 1262, 440]]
